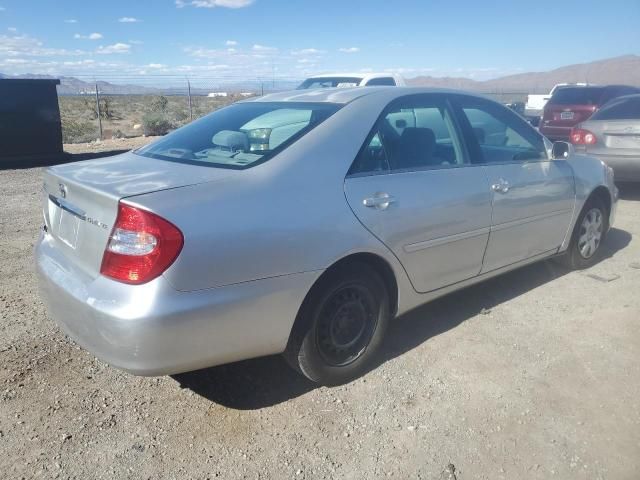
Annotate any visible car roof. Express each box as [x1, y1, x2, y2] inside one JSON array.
[[305, 72, 395, 79], [248, 86, 485, 105], [554, 84, 638, 91], [601, 93, 640, 102]]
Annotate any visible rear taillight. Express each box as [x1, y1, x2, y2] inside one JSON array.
[[100, 203, 183, 285], [569, 128, 597, 145]]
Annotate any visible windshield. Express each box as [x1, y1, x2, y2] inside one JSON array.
[[591, 96, 640, 120], [298, 77, 363, 89], [135, 102, 341, 169], [548, 87, 604, 105]]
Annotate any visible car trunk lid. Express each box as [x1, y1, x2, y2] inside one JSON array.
[[542, 103, 597, 127], [579, 120, 640, 155], [42, 151, 237, 279]]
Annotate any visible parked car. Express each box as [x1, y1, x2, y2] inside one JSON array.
[[36, 87, 618, 386], [298, 72, 405, 89], [525, 83, 588, 118], [539, 84, 640, 141], [505, 101, 525, 116], [570, 94, 640, 182]]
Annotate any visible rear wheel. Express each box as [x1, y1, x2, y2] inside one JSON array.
[[559, 196, 608, 270], [284, 263, 390, 386]]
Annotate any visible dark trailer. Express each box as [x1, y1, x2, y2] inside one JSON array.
[[0, 78, 68, 165]]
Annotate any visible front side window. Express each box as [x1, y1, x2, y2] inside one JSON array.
[[453, 96, 546, 163], [365, 77, 396, 86], [349, 95, 465, 175], [136, 102, 341, 169]]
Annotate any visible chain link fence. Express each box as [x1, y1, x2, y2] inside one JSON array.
[[57, 75, 531, 143], [58, 76, 300, 143]]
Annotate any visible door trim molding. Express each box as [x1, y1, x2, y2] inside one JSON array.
[[490, 208, 573, 232], [404, 226, 490, 253]]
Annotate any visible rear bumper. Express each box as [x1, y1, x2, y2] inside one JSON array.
[[539, 125, 571, 142], [592, 154, 640, 182], [36, 231, 321, 376]]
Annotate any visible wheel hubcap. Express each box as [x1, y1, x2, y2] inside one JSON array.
[[578, 208, 603, 259], [316, 285, 377, 367]]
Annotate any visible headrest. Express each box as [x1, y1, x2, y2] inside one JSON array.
[[212, 130, 249, 152]]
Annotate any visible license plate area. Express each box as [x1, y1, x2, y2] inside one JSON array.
[[606, 135, 640, 149], [560, 111, 574, 120], [56, 209, 81, 249], [48, 197, 81, 249]]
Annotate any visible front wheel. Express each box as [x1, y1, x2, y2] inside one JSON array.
[[559, 197, 608, 270], [284, 263, 390, 386]]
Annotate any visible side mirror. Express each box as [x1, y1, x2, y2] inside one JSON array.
[[551, 141, 573, 160]]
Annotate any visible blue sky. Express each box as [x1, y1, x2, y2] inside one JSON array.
[[0, 0, 638, 81]]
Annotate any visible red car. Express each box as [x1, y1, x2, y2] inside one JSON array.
[[539, 85, 640, 141]]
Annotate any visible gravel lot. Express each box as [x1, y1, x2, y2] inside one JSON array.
[[1, 143, 639, 479]]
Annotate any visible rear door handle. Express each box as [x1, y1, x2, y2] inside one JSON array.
[[363, 193, 395, 210]]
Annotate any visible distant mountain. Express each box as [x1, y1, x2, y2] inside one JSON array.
[[0, 73, 296, 95], [2, 55, 639, 95], [407, 55, 640, 92], [405, 75, 481, 90], [0, 73, 162, 95]]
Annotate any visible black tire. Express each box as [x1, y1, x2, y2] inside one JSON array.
[[558, 196, 609, 270], [284, 263, 390, 386]]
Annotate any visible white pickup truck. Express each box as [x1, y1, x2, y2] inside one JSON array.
[[525, 83, 589, 118], [297, 73, 405, 89]]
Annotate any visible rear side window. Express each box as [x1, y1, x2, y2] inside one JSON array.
[[591, 96, 640, 120], [349, 95, 465, 175], [548, 87, 604, 105], [365, 77, 396, 86], [136, 102, 341, 169], [453, 96, 546, 163]]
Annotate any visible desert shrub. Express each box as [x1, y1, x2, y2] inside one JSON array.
[[82, 97, 117, 120], [62, 118, 97, 143], [172, 108, 189, 123], [142, 113, 173, 136], [149, 95, 169, 113]]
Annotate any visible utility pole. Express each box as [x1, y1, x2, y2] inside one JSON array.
[[95, 81, 103, 141], [187, 79, 193, 121], [271, 58, 275, 89]]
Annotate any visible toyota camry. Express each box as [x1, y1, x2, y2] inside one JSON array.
[[36, 87, 618, 385]]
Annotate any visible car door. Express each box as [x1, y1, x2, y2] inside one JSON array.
[[344, 94, 493, 293], [451, 95, 576, 272]]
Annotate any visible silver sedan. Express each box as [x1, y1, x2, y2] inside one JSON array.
[[570, 94, 640, 182], [36, 87, 618, 385]]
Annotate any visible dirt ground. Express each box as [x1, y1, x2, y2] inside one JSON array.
[[1, 143, 639, 479], [62, 136, 160, 157]]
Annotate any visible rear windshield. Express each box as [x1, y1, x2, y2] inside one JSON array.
[[591, 96, 640, 120], [135, 102, 341, 169], [548, 87, 604, 105], [298, 77, 363, 89]]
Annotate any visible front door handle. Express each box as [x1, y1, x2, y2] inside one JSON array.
[[363, 192, 395, 210], [491, 179, 510, 194]]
